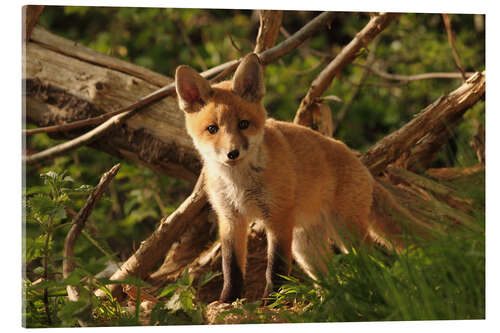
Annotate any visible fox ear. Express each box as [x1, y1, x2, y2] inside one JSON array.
[[232, 53, 265, 103], [175, 65, 213, 112]]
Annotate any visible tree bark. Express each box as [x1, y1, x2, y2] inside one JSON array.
[[254, 10, 284, 54], [24, 27, 201, 183], [361, 71, 485, 175]]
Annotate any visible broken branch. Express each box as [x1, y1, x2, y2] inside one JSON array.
[[361, 71, 485, 175], [97, 170, 208, 299], [294, 13, 399, 127]]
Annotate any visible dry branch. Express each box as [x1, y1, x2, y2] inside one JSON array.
[[25, 108, 138, 165], [254, 10, 284, 54], [97, 172, 208, 299], [63, 163, 121, 326], [24, 12, 335, 164], [294, 13, 399, 127], [361, 71, 485, 175]]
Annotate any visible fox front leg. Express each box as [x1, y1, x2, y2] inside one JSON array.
[[218, 214, 248, 303]]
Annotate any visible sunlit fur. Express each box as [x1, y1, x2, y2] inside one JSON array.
[[176, 55, 412, 301]]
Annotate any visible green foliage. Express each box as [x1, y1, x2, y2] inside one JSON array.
[[26, 7, 485, 326], [150, 270, 220, 325], [270, 227, 484, 322], [23, 169, 155, 327]]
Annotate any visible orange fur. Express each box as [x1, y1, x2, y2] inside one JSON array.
[[175, 54, 407, 302]]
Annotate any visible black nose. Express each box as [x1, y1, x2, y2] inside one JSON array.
[[227, 149, 240, 160]]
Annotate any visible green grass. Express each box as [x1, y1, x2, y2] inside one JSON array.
[[270, 218, 485, 323]]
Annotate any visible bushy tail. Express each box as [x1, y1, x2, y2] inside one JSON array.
[[368, 181, 444, 252]]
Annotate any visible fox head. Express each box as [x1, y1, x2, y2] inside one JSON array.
[[175, 54, 267, 168]]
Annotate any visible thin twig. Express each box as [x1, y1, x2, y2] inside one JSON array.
[[280, 26, 330, 59], [286, 57, 331, 76], [294, 13, 399, 126], [442, 14, 467, 81], [226, 30, 245, 57], [63, 164, 121, 326], [24, 11, 336, 163], [354, 63, 474, 83]]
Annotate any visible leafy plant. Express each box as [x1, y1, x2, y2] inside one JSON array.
[[149, 270, 220, 325], [24, 170, 93, 327]]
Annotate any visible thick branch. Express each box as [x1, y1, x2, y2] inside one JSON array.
[[254, 10, 284, 54], [97, 171, 208, 299], [294, 13, 399, 126], [361, 71, 485, 175]]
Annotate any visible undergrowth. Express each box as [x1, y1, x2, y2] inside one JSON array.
[[23, 167, 484, 326]]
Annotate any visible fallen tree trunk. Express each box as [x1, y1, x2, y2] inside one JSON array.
[[24, 26, 201, 183]]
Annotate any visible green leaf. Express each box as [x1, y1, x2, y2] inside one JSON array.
[[158, 284, 178, 299], [63, 175, 75, 183], [28, 194, 56, 217], [53, 206, 67, 220], [197, 271, 221, 289], [179, 289, 195, 311]]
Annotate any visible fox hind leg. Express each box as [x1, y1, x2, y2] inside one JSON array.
[[263, 214, 294, 299]]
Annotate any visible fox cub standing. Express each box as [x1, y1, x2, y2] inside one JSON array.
[[175, 53, 414, 303]]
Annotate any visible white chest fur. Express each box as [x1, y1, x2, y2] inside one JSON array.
[[205, 159, 269, 221]]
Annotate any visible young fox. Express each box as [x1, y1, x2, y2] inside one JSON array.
[[175, 54, 422, 303]]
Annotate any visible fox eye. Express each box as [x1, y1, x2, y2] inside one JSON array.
[[239, 120, 250, 130], [207, 124, 219, 134]]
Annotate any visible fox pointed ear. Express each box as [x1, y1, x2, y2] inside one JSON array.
[[232, 53, 265, 103], [175, 65, 213, 112]]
